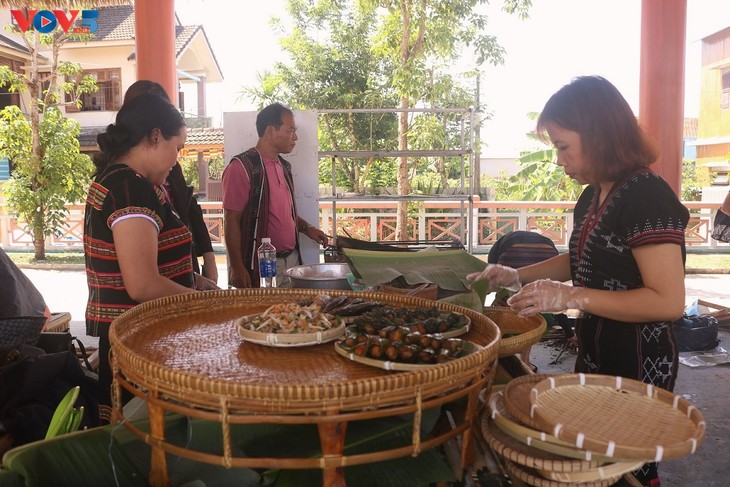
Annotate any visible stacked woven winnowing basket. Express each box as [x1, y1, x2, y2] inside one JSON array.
[[481, 373, 706, 487]]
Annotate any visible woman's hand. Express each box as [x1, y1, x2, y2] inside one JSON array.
[[194, 273, 220, 291], [507, 279, 584, 317], [467, 264, 521, 293]]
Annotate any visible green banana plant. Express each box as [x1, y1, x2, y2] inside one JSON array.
[[45, 386, 84, 439]]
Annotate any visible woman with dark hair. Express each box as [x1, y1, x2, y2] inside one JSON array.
[[84, 93, 217, 422], [123, 80, 218, 283], [468, 76, 688, 486]]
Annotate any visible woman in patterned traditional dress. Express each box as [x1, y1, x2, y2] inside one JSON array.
[[84, 93, 217, 422], [468, 76, 689, 486]]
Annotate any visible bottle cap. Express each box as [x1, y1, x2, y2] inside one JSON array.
[[261, 237, 271, 243]]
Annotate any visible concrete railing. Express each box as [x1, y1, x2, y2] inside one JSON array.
[[0, 198, 726, 251]]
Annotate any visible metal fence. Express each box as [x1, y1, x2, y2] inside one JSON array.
[[0, 198, 726, 252]]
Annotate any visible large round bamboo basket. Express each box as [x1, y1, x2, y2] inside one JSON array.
[[109, 289, 501, 486]]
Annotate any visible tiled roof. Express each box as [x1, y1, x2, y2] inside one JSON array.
[[61, 6, 223, 79], [127, 25, 200, 60], [0, 33, 29, 53], [684, 118, 698, 139], [127, 25, 221, 73], [186, 127, 223, 146], [66, 5, 135, 43], [78, 126, 106, 149], [175, 25, 199, 56], [78, 126, 223, 150]]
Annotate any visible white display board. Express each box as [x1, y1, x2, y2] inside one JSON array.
[[222, 110, 320, 264]]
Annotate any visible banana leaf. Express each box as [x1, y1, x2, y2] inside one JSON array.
[[45, 386, 80, 439], [343, 248, 489, 307], [1, 415, 260, 487], [518, 149, 556, 163], [2, 409, 459, 487], [254, 408, 457, 487]]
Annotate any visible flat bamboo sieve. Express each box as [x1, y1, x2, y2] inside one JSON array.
[[486, 391, 615, 463], [529, 373, 706, 462], [481, 412, 603, 473], [503, 373, 556, 430]]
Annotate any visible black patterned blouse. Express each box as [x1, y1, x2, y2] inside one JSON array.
[[83, 164, 194, 337], [570, 169, 689, 391]]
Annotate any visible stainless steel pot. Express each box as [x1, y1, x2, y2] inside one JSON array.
[[284, 263, 353, 290]]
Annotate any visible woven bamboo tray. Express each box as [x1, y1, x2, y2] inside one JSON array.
[[334, 339, 481, 371], [237, 315, 345, 347], [529, 374, 706, 462], [44, 311, 71, 333], [109, 289, 501, 485], [486, 391, 615, 463], [503, 374, 556, 430], [481, 412, 602, 473], [537, 459, 643, 483], [504, 460, 622, 487], [483, 306, 546, 357]]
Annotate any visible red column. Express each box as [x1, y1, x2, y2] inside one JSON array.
[[639, 0, 687, 196], [134, 0, 178, 107]]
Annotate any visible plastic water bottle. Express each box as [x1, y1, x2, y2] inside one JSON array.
[[258, 238, 277, 288]]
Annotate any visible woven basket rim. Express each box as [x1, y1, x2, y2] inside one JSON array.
[[486, 391, 617, 463], [237, 315, 345, 347], [504, 459, 620, 487], [334, 339, 481, 371], [503, 373, 556, 430], [483, 306, 546, 357], [530, 373, 707, 462], [481, 411, 603, 473], [537, 459, 644, 483], [109, 289, 501, 410]]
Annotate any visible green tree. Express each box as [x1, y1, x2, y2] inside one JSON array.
[[367, 0, 531, 239], [242, 1, 400, 194], [681, 159, 714, 201], [243, 0, 531, 238], [1, 107, 91, 255], [0, 26, 96, 259]]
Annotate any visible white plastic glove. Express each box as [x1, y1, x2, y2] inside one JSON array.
[[467, 264, 521, 293], [506, 279, 584, 317]]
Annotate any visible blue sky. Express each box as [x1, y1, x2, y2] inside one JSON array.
[[175, 0, 729, 156]]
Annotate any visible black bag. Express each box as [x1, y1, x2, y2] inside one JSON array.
[[711, 208, 730, 243], [673, 315, 720, 352], [0, 349, 100, 448]]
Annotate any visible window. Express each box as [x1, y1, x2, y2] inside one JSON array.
[[722, 69, 730, 110], [0, 56, 22, 110], [67, 68, 122, 112]]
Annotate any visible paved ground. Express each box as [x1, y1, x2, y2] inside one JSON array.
[[20, 265, 730, 486]]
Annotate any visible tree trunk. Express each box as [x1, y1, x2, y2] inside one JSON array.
[[25, 30, 46, 260], [396, 96, 410, 241], [438, 156, 447, 190], [33, 211, 46, 260]]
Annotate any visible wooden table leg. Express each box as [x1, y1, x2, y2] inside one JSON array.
[[148, 400, 169, 487], [318, 421, 347, 487]]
